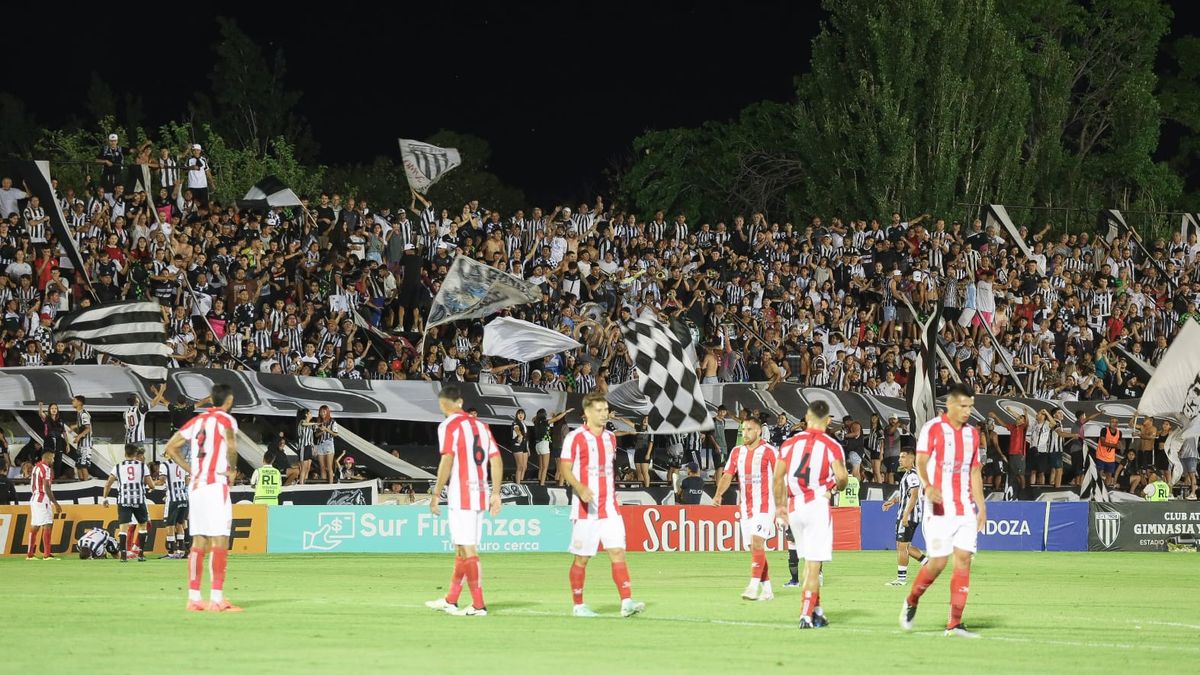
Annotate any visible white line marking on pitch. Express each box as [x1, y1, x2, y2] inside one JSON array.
[[1129, 619, 1200, 631], [395, 604, 1200, 653]]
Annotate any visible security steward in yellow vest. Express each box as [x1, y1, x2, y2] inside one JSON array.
[[836, 475, 861, 507], [252, 450, 283, 506], [1144, 470, 1171, 502]]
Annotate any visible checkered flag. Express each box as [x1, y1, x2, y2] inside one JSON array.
[[620, 317, 713, 433]]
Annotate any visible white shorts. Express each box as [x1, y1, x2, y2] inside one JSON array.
[[739, 511, 776, 544], [788, 500, 833, 563], [188, 484, 232, 537], [448, 509, 484, 547], [922, 514, 978, 558], [534, 441, 551, 456], [30, 501, 53, 527], [569, 517, 626, 557]]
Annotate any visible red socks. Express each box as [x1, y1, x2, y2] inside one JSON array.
[[463, 556, 484, 610], [26, 530, 36, 558], [907, 565, 939, 607], [570, 564, 586, 605], [446, 557, 466, 605], [948, 569, 970, 628], [801, 590, 817, 619], [611, 562, 632, 600], [210, 547, 228, 592], [42, 528, 52, 557], [188, 548, 204, 592], [751, 550, 767, 581], [760, 558, 770, 582]]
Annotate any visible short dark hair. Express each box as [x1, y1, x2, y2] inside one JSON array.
[[263, 450, 277, 465], [439, 384, 463, 402], [806, 400, 830, 419], [900, 447, 916, 455], [947, 383, 975, 399], [211, 384, 234, 407], [73, 395, 86, 405], [124, 444, 139, 457]]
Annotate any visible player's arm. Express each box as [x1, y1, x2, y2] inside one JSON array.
[[225, 427, 238, 483], [772, 454, 789, 522], [914, 423, 940, 503], [971, 463, 986, 531], [431, 454, 453, 516], [900, 485, 918, 525], [101, 474, 116, 506], [712, 451, 735, 506], [45, 473, 61, 514], [558, 437, 593, 504], [489, 452, 503, 516], [162, 432, 192, 475]]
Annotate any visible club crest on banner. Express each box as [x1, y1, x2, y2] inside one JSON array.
[[1094, 511, 1122, 549]]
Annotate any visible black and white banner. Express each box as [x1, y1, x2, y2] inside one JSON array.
[[985, 204, 1044, 274], [426, 254, 543, 330], [905, 310, 940, 431], [54, 301, 172, 380], [622, 317, 713, 433], [14, 478, 378, 506], [398, 139, 461, 193], [19, 160, 92, 284], [1089, 502, 1200, 552]]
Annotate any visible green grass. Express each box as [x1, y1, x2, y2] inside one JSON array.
[[4, 551, 1198, 673]]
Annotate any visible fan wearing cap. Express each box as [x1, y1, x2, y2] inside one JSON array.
[[336, 451, 363, 481], [185, 144, 215, 207], [96, 133, 128, 191]]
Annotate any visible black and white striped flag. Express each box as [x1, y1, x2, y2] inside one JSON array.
[[398, 139, 462, 193], [1182, 213, 1200, 242], [54, 301, 171, 380], [18, 160, 93, 290], [621, 317, 713, 433], [1078, 441, 1110, 502], [905, 310, 940, 431]]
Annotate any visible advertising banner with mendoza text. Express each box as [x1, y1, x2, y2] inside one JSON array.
[[859, 501, 1049, 551], [620, 505, 861, 553], [267, 505, 574, 553], [0, 505, 268, 557], [1089, 502, 1200, 552]]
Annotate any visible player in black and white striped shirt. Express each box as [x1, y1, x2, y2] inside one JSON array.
[[22, 196, 48, 243], [882, 448, 926, 586], [162, 453, 190, 558], [124, 394, 149, 445], [102, 444, 155, 561], [70, 395, 94, 480]]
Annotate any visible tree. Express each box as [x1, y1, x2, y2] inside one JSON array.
[[1160, 35, 1200, 210], [0, 93, 40, 158], [420, 131, 525, 215], [193, 17, 317, 162]]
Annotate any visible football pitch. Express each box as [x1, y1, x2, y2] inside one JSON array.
[[4, 551, 1197, 673]]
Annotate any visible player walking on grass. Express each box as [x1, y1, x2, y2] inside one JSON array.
[[163, 384, 242, 612], [713, 416, 778, 601], [900, 383, 986, 638], [102, 444, 154, 561], [425, 385, 502, 617], [773, 401, 847, 629], [561, 392, 645, 618], [882, 448, 926, 586], [27, 449, 61, 560]]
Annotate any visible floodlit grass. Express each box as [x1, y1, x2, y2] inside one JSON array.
[[4, 550, 1197, 673]]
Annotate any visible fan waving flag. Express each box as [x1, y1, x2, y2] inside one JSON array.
[[18, 161, 92, 290], [1078, 441, 1111, 502], [621, 317, 713, 433], [398, 139, 461, 193], [426, 255, 543, 330], [54, 301, 171, 380], [905, 310, 940, 431], [240, 176, 304, 210]]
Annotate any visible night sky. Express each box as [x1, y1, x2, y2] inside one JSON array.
[[10, 2, 1199, 203]]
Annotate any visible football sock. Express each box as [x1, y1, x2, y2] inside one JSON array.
[[210, 546, 228, 603], [446, 557, 466, 605], [760, 558, 770, 582], [907, 565, 938, 607], [788, 550, 800, 583], [611, 561, 632, 601], [42, 528, 52, 557], [463, 556, 484, 609], [750, 550, 766, 583], [913, 551, 926, 562], [570, 563, 586, 605], [947, 569, 970, 628], [166, 535, 176, 554], [801, 590, 817, 619], [187, 548, 204, 601], [897, 565, 908, 581], [119, 531, 128, 557], [762, 580, 773, 596], [26, 530, 36, 558]]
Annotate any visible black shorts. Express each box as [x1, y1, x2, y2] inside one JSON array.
[[118, 504, 149, 526], [1036, 453, 1051, 474], [883, 456, 900, 476], [896, 521, 918, 543], [1154, 449, 1170, 472], [165, 502, 189, 526]]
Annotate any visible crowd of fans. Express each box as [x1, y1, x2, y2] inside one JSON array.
[[1, 132, 1200, 495]]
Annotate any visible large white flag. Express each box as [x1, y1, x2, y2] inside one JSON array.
[[482, 317, 582, 363], [1138, 320, 1200, 484], [398, 139, 461, 193], [427, 255, 543, 330], [985, 204, 1044, 275]]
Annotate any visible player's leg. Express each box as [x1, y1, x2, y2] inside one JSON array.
[[26, 524, 39, 559], [944, 520, 980, 637], [787, 548, 800, 586], [901, 518, 950, 631], [453, 514, 487, 614], [796, 503, 832, 627], [187, 533, 210, 609], [606, 538, 644, 618], [206, 533, 238, 610], [568, 519, 600, 616]]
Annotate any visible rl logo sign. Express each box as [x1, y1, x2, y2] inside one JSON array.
[[1094, 511, 1122, 549]]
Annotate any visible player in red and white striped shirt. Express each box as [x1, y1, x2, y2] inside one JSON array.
[[713, 417, 778, 601], [901, 383, 986, 638], [561, 392, 645, 618], [426, 385, 502, 617], [773, 400, 847, 629], [163, 384, 241, 613], [26, 449, 61, 560]]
